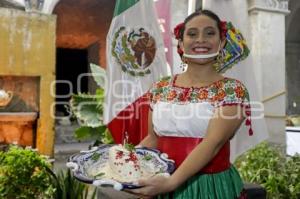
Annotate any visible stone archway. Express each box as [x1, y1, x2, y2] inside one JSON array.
[[52, 0, 115, 114], [286, 0, 300, 115]]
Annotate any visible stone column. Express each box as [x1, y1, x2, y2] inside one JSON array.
[[248, 0, 290, 144]]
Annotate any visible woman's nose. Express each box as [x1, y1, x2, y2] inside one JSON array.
[[195, 33, 206, 43]]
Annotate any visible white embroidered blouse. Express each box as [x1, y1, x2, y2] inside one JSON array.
[[148, 75, 253, 138]]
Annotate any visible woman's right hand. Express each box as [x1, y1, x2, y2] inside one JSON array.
[[126, 174, 176, 197]]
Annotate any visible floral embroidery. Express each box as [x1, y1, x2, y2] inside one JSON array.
[[152, 93, 161, 102], [149, 75, 253, 136], [167, 90, 177, 101], [157, 80, 169, 88], [149, 76, 249, 106], [215, 80, 225, 89], [216, 89, 226, 101], [235, 86, 245, 99], [197, 90, 208, 100]]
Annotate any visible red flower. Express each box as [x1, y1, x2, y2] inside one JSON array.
[[178, 93, 185, 102], [174, 22, 184, 40], [235, 86, 245, 99], [215, 80, 225, 89], [167, 90, 177, 101], [220, 21, 227, 39], [156, 81, 169, 88], [197, 90, 209, 100], [217, 89, 226, 101]]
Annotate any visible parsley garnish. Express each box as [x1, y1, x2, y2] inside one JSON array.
[[91, 153, 101, 161], [94, 172, 105, 179], [143, 154, 152, 161], [124, 143, 135, 152]]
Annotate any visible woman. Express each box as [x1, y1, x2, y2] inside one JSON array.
[[131, 10, 251, 199]]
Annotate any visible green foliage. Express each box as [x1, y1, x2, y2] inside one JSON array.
[[90, 63, 106, 88], [55, 169, 96, 199], [70, 89, 104, 128], [69, 64, 114, 145], [124, 143, 135, 152], [0, 145, 56, 199], [74, 123, 113, 145], [234, 142, 300, 199]]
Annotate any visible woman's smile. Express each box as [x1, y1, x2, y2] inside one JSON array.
[[191, 45, 211, 54]]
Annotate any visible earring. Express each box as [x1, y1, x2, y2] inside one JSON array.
[[213, 50, 225, 72], [180, 56, 188, 72]]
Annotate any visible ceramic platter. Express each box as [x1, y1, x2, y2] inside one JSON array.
[[67, 144, 175, 190]]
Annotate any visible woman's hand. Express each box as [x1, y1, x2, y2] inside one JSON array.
[[128, 174, 176, 197]]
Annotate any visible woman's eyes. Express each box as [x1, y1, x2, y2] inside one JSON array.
[[186, 30, 216, 37], [206, 31, 216, 35], [187, 32, 197, 37], [205, 29, 216, 36]]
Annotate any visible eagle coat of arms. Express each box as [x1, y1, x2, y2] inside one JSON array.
[[111, 26, 157, 77]]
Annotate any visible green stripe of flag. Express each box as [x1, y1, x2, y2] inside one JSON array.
[[113, 0, 140, 17]]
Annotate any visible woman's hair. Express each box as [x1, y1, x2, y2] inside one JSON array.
[[178, 9, 223, 41]]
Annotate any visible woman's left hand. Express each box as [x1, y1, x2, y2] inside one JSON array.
[[127, 174, 176, 197]]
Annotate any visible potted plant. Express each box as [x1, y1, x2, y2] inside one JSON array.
[[0, 145, 56, 199], [55, 169, 96, 199], [234, 142, 300, 199]]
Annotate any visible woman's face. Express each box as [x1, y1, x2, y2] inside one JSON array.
[[180, 15, 223, 64]]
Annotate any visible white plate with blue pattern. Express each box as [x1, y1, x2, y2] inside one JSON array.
[[66, 144, 175, 190]]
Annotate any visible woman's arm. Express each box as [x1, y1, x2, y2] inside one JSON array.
[[130, 105, 245, 196], [138, 110, 158, 148]]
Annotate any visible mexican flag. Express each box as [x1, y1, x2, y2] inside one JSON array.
[[104, 0, 169, 144]]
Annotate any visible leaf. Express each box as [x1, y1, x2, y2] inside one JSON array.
[[94, 172, 105, 179], [0, 145, 55, 198], [90, 63, 106, 88], [124, 143, 135, 152], [143, 154, 152, 161], [91, 153, 101, 162], [75, 126, 108, 141], [70, 93, 103, 127], [74, 126, 93, 140], [101, 128, 114, 144], [234, 142, 300, 198], [55, 169, 95, 199]]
